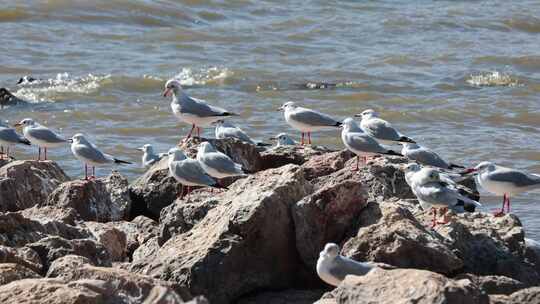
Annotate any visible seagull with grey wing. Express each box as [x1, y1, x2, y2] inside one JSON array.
[[197, 142, 247, 181], [168, 147, 226, 198], [316, 243, 374, 287], [15, 118, 67, 160], [279, 101, 341, 145], [355, 109, 415, 145], [69, 133, 132, 180], [0, 120, 30, 159], [460, 162, 540, 216], [269, 132, 296, 147], [162, 79, 238, 143], [214, 120, 270, 146], [136, 144, 166, 168], [401, 142, 464, 169], [341, 117, 401, 171]]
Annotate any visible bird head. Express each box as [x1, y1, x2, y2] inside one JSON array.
[[14, 118, 35, 128], [278, 101, 296, 111], [321, 243, 340, 259], [162, 79, 182, 98], [355, 109, 378, 120], [137, 144, 153, 153], [69, 133, 86, 144], [167, 147, 187, 161]]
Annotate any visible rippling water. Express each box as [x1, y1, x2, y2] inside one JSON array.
[[1, 0, 540, 238]]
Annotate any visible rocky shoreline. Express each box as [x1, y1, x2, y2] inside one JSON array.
[[0, 137, 539, 303]]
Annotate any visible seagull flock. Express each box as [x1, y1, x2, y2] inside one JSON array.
[[2, 77, 540, 287]]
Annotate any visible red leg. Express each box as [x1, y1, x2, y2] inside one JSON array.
[[506, 195, 511, 213], [92, 166, 95, 179], [44, 148, 47, 160], [308, 132, 312, 145], [182, 124, 196, 143], [84, 164, 88, 180], [494, 194, 506, 217], [352, 156, 359, 171], [6, 147, 9, 158], [38, 147, 41, 161], [431, 208, 437, 228], [301, 133, 304, 145]]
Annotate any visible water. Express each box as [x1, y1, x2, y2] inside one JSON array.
[[1, 0, 540, 238]]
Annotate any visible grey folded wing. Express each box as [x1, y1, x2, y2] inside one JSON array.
[[362, 119, 400, 141], [182, 96, 231, 117], [416, 182, 457, 206], [218, 127, 255, 144], [202, 152, 243, 175], [0, 128, 25, 144], [490, 169, 540, 188], [174, 159, 217, 186], [407, 148, 449, 168], [345, 133, 387, 154], [74, 144, 112, 164], [291, 108, 340, 127], [28, 127, 66, 143], [329, 256, 373, 280]]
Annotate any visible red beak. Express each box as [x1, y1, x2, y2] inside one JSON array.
[[13, 123, 21, 127], [162, 88, 172, 97]]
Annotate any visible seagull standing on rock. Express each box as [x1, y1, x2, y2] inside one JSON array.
[[279, 101, 341, 145], [341, 118, 401, 171], [214, 120, 269, 146], [355, 109, 415, 146], [0, 120, 30, 159], [15, 118, 67, 161], [316, 243, 374, 287], [461, 162, 540, 216], [269, 133, 296, 147], [401, 142, 464, 169], [69, 133, 132, 180], [196, 142, 247, 181], [168, 147, 226, 198], [137, 144, 166, 168], [162, 79, 238, 143]]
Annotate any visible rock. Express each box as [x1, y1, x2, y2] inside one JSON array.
[[300, 149, 354, 180], [0, 245, 42, 273], [19, 205, 79, 225], [143, 286, 208, 304], [455, 274, 527, 295], [107, 216, 158, 258], [435, 213, 539, 284], [237, 289, 325, 304], [0, 278, 103, 303], [83, 222, 128, 262], [342, 201, 463, 275], [0, 160, 69, 212], [260, 145, 333, 170], [0, 212, 91, 247], [330, 268, 489, 304], [524, 238, 540, 275], [504, 287, 540, 304], [45, 172, 131, 222], [47, 254, 94, 278], [26, 236, 112, 271], [0, 263, 41, 286], [133, 164, 313, 304], [292, 171, 368, 267], [132, 237, 160, 264]]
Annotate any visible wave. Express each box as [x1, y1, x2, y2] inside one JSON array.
[[503, 16, 540, 33], [171, 67, 233, 86], [466, 71, 519, 87]]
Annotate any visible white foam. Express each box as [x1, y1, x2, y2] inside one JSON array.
[[467, 71, 519, 87]]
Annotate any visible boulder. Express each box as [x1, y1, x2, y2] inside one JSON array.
[[0, 245, 42, 273], [292, 170, 368, 267], [26, 236, 112, 271], [0, 278, 103, 303], [132, 237, 160, 264], [0, 263, 41, 286], [342, 201, 463, 275], [260, 145, 333, 170], [143, 286, 207, 304], [330, 268, 489, 304], [0, 160, 69, 212], [300, 149, 354, 180], [455, 274, 527, 295], [237, 289, 325, 304], [45, 172, 131, 222], [107, 216, 158, 258], [83, 222, 128, 261], [491, 287, 540, 304], [133, 164, 313, 303], [46, 254, 94, 278], [524, 238, 540, 275], [0, 212, 91, 247], [19, 205, 79, 225]]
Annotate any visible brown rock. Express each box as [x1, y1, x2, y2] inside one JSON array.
[[133, 164, 312, 303], [237, 289, 325, 304], [45, 172, 131, 222], [331, 268, 488, 304], [0, 245, 43, 273], [0, 278, 103, 303], [132, 237, 160, 264], [504, 287, 540, 304], [20, 205, 79, 225], [342, 201, 463, 275], [0, 160, 69, 212], [0, 263, 41, 286], [260, 145, 333, 170], [143, 286, 207, 304], [455, 274, 527, 295], [301, 149, 354, 180], [83, 222, 128, 262], [108, 216, 158, 258], [46, 254, 94, 278]]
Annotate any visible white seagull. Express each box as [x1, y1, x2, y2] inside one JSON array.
[[137, 144, 166, 168], [279, 101, 341, 145], [462, 162, 540, 216], [196, 142, 246, 180], [167, 147, 225, 198], [401, 142, 464, 169], [355, 109, 415, 145], [341, 117, 401, 171], [69, 133, 132, 180], [15, 118, 67, 161], [316, 243, 374, 287], [269, 132, 296, 147], [214, 120, 269, 146], [0, 120, 30, 159], [162, 79, 238, 143]]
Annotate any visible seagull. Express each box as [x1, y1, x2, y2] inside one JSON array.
[[269, 133, 296, 146], [196, 142, 247, 180], [279, 101, 341, 145], [461, 162, 540, 216], [316, 243, 374, 287], [0, 121, 30, 159], [14, 118, 67, 160], [404, 165, 481, 227], [214, 120, 270, 146], [69, 133, 132, 180], [136, 144, 166, 168], [341, 117, 401, 171], [401, 142, 464, 169], [162, 79, 238, 143], [355, 109, 415, 145], [167, 147, 226, 198]]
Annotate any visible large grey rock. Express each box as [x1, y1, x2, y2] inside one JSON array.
[[0, 263, 41, 286], [45, 172, 131, 222], [0, 278, 104, 303], [0, 160, 69, 212]]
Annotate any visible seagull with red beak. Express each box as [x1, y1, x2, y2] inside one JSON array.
[[460, 162, 540, 216], [162, 79, 238, 143]]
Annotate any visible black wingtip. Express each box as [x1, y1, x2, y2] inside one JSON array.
[[399, 136, 415, 143], [385, 150, 403, 157], [449, 163, 466, 169], [221, 112, 239, 117], [20, 138, 31, 145], [114, 158, 132, 165], [256, 142, 272, 147], [335, 121, 343, 127]]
